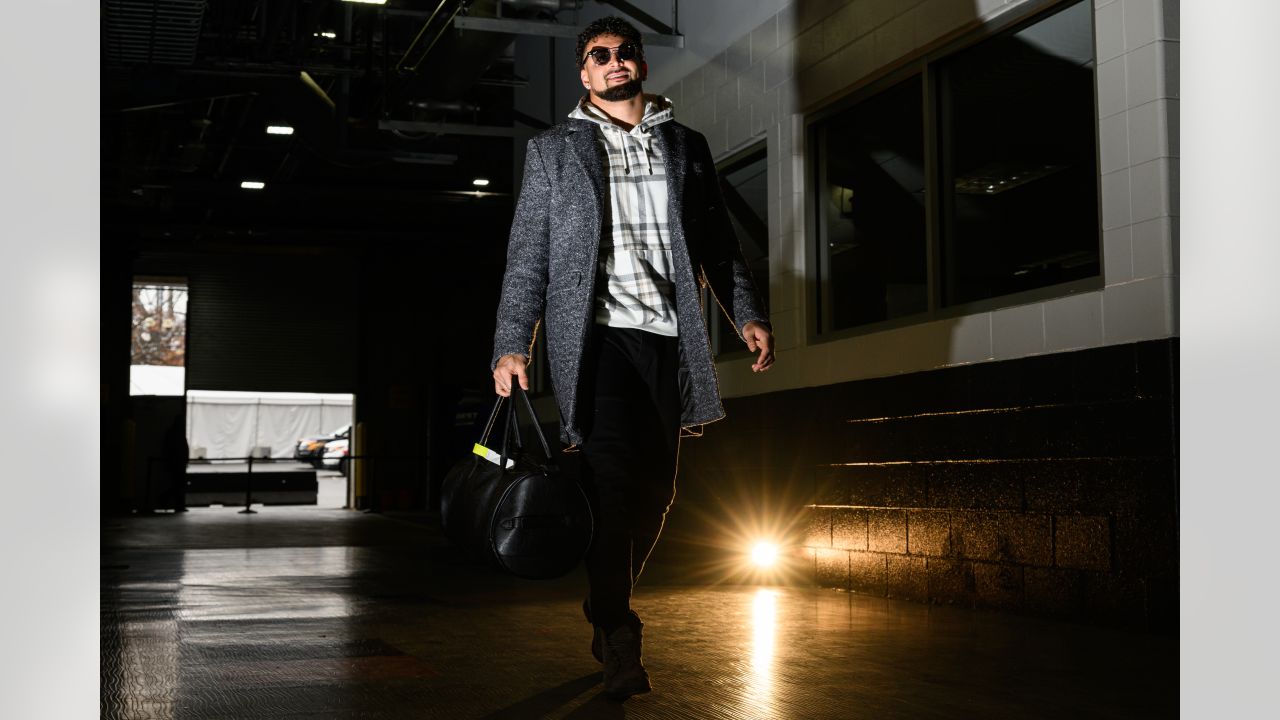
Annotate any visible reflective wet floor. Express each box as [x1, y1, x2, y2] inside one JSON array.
[[101, 509, 1176, 719]]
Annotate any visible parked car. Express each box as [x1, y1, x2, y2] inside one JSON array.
[[295, 425, 349, 467], [322, 437, 350, 475]]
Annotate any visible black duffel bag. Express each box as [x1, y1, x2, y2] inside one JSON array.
[[439, 385, 593, 579]]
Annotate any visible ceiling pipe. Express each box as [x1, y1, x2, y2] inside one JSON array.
[[395, 0, 453, 73], [594, 0, 677, 36], [411, 99, 483, 113], [396, 0, 551, 103], [503, 0, 582, 11]]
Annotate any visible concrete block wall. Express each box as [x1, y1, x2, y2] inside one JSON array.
[[656, 0, 1180, 399], [672, 338, 1178, 632], [803, 474, 1171, 617]]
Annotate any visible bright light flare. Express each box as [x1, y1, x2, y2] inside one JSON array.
[[651, 481, 808, 587], [751, 541, 780, 567], [472, 178, 491, 187], [240, 181, 265, 190], [266, 125, 294, 135]]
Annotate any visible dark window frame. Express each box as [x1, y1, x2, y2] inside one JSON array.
[[806, 0, 1104, 343]]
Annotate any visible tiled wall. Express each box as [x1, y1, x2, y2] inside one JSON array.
[[657, 0, 1180, 399]]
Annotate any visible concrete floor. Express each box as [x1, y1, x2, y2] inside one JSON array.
[[101, 508, 1176, 719]]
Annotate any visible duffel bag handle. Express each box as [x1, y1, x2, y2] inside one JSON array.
[[513, 383, 552, 460], [479, 395, 505, 446], [479, 395, 528, 463], [502, 392, 523, 462], [497, 380, 553, 470]]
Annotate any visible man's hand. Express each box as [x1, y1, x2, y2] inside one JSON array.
[[493, 354, 529, 397], [742, 321, 775, 373]]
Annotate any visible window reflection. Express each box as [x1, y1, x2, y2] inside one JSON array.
[[811, 0, 1100, 331], [752, 588, 778, 673], [937, 0, 1099, 305], [815, 76, 928, 331], [741, 587, 779, 717]]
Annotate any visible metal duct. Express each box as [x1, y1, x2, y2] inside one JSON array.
[[502, 0, 583, 11], [400, 0, 560, 103], [411, 100, 483, 113], [104, 0, 207, 66]]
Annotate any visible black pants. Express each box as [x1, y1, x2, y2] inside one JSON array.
[[578, 326, 682, 631]]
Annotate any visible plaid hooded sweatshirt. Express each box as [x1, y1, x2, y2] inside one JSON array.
[[568, 94, 678, 337]]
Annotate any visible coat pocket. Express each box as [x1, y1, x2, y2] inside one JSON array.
[[545, 271, 582, 300]]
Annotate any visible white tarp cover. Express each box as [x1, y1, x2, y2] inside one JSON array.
[[184, 390, 352, 461], [130, 365, 185, 395]]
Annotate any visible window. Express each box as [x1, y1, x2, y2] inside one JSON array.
[[130, 280, 188, 395], [812, 0, 1099, 334], [709, 144, 769, 356], [936, 0, 1099, 305], [814, 76, 928, 331]]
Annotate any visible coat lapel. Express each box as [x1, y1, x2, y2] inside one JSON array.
[[565, 120, 606, 222], [653, 123, 686, 216]]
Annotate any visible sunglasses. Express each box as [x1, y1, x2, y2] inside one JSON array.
[[583, 42, 641, 67]]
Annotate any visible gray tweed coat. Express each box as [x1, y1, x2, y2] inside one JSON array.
[[491, 117, 769, 446]]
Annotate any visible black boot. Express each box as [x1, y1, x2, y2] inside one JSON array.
[[601, 618, 651, 700]]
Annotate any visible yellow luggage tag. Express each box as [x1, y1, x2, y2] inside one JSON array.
[[473, 443, 514, 469]]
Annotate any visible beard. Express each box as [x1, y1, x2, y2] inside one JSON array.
[[595, 77, 643, 102]]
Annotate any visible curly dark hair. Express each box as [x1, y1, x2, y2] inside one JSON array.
[[575, 16, 645, 68]]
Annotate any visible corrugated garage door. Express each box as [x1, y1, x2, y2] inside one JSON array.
[[135, 250, 358, 394]]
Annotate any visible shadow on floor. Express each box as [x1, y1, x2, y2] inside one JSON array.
[[480, 673, 612, 720]]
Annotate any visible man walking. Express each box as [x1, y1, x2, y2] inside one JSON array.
[[490, 16, 774, 700]]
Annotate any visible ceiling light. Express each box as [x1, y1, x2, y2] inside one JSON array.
[[313, 31, 337, 39], [266, 125, 294, 135], [390, 152, 458, 166], [341, 0, 387, 4], [240, 181, 265, 190], [472, 178, 491, 187]]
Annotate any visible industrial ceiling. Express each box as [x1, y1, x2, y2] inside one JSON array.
[[102, 0, 688, 250]]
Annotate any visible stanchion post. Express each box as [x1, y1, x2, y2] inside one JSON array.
[[143, 456, 154, 514], [362, 455, 379, 513], [239, 455, 257, 514]]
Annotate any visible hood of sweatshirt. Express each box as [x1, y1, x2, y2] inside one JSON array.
[[568, 93, 674, 174]]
